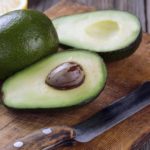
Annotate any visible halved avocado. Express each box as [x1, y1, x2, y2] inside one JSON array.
[[2, 50, 107, 109], [53, 10, 142, 61]]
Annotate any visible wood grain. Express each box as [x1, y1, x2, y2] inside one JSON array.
[[44, 0, 95, 19], [4, 126, 75, 150], [0, 1, 150, 150], [146, 0, 150, 33]]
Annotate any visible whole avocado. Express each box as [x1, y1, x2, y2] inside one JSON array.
[[0, 9, 59, 79]]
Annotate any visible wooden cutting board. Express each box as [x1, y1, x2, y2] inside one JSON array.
[[0, 0, 150, 150]]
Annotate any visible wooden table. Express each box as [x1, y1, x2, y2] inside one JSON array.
[[29, 0, 150, 33], [0, 0, 146, 150], [0, 1, 150, 150]]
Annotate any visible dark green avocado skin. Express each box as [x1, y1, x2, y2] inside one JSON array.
[[99, 29, 142, 61], [0, 10, 59, 79]]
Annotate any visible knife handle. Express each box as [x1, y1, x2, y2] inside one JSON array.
[[4, 126, 76, 150]]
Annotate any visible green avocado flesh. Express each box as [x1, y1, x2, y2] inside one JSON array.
[[2, 50, 107, 109], [0, 10, 58, 79], [53, 10, 141, 60]]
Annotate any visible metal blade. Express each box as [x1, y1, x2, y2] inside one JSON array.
[[74, 81, 150, 143]]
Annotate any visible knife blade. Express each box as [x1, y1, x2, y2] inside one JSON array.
[[4, 81, 150, 150]]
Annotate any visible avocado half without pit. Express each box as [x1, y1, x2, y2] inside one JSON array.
[[53, 10, 142, 61], [2, 50, 107, 109]]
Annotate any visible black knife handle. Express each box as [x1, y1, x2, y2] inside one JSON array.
[[4, 126, 75, 150]]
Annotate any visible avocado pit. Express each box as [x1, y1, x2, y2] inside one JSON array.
[[46, 62, 85, 90]]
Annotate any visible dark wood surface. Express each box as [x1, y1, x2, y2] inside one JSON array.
[[29, 0, 149, 33], [0, 1, 150, 150]]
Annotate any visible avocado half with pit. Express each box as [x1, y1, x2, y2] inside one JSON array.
[[53, 10, 142, 61], [2, 50, 107, 109]]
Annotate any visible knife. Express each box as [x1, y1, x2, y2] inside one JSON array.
[[4, 81, 150, 150]]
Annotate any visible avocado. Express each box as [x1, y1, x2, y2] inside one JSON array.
[[53, 10, 142, 61], [2, 50, 107, 109], [0, 10, 58, 79]]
